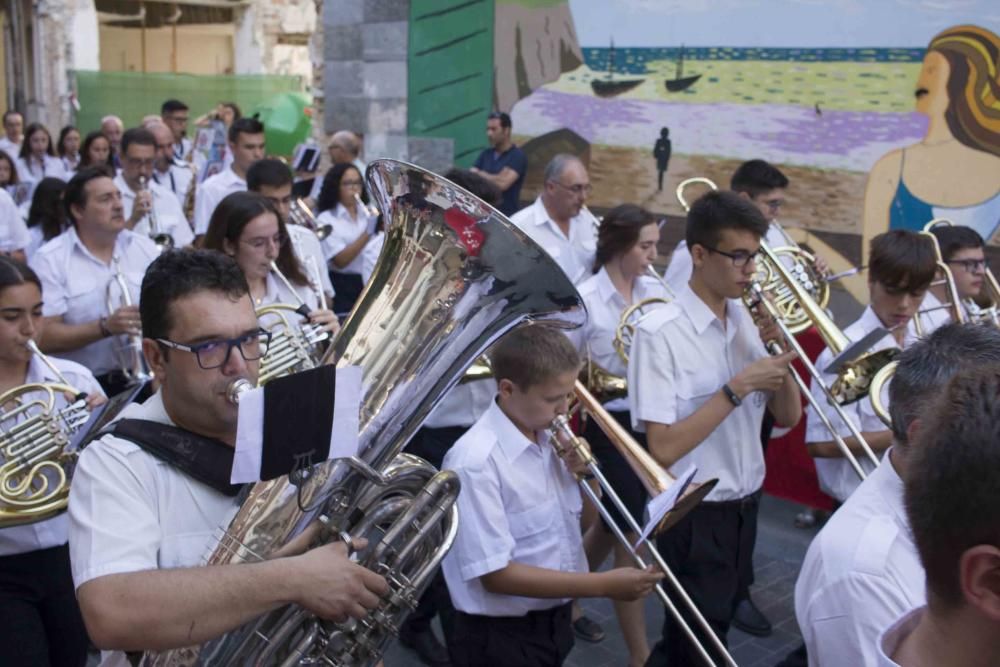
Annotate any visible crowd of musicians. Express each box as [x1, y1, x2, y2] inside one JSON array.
[[0, 98, 998, 667]]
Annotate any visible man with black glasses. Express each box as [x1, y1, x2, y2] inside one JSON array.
[[68, 250, 387, 665]]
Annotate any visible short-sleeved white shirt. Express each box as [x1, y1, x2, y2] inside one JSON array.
[[0, 137, 20, 159], [317, 203, 377, 275], [805, 306, 920, 502], [441, 400, 587, 617], [627, 282, 770, 501], [152, 162, 194, 210], [794, 453, 925, 667], [0, 187, 31, 252], [16, 154, 68, 186], [875, 606, 924, 667], [193, 167, 245, 235], [286, 223, 334, 299], [113, 172, 194, 248], [571, 268, 670, 411], [360, 231, 384, 285], [509, 197, 597, 286], [0, 355, 103, 556], [663, 225, 790, 293], [30, 227, 159, 376]]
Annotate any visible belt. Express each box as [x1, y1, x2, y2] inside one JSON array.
[[700, 489, 762, 510], [458, 601, 571, 632]]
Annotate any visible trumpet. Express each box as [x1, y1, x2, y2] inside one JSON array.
[[552, 384, 734, 667], [137, 176, 174, 251], [289, 197, 332, 240], [106, 256, 152, 385], [0, 341, 91, 527], [255, 261, 330, 385]]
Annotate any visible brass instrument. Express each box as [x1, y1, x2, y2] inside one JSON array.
[[869, 360, 897, 428], [676, 177, 830, 334], [552, 385, 733, 667], [614, 296, 670, 365], [255, 261, 330, 385], [289, 197, 332, 240], [141, 159, 588, 666], [137, 175, 174, 250], [0, 341, 91, 528], [914, 219, 970, 335], [105, 256, 152, 385], [181, 161, 198, 227]]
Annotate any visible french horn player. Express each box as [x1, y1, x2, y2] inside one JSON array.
[[0, 256, 106, 667]]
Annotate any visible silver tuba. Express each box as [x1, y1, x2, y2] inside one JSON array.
[[141, 159, 586, 666]]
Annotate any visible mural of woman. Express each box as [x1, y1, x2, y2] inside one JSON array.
[[862, 25, 1000, 260]]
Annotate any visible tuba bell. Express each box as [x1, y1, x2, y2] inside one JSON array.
[[0, 341, 92, 527], [141, 159, 587, 667]]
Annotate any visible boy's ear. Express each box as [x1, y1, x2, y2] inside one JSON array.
[[497, 378, 515, 399]]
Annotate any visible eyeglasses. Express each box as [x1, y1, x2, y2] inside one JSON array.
[[340, 179, 363, 188], [703, 245, 762, 268], [945, 258, 988, 273], [156, 329, 272, 370], [241, 232, 289, 250], [550, 181, 593, 196], [125, 157, 155, 169]]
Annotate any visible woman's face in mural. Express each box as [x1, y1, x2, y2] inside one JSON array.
[[914, 50, 951, 119]]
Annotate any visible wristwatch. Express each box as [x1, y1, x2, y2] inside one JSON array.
[[722, 383, 742, 407]]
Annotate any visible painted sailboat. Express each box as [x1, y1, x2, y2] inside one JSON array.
[[665, 45, 702, 92], [591, 39, 645, 98]]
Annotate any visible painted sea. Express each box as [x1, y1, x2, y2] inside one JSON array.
[[512, 46, 928, 172]]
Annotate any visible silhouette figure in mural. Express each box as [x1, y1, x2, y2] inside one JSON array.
[[653, 127, 671, 192], [863, 24, 1000, 261]]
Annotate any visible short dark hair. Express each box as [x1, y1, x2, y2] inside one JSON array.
[[905, 366, 1000, 609], [202, 191, 309, 287], [317, 162, 366, 214], [594, 204, 656, 272], [490, 324, 580, 390], [120, 127, 156, 155], [685, 189, 769, 250], [141, 249, 249, 341], [160, 99, 189, 115], [444, 168, 502, 207], [889, 323, 1000, 444], [487, 111, 512, 129], [63, 167, 114, 223], [19, 123, 55, 160], [929, 224, 984, 261], [228, 117, 265, 144], [246, 158, 293, 192], [868, 230, 937, 292], [730, 159, 789, 198], [0, 255, 41, 293]]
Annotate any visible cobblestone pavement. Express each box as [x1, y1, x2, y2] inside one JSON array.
[[386, 493, 820, 667]]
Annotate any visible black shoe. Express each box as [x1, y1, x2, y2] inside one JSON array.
[[399, 627, 451, 667], [732, 597, 772, 637], [572, 614, 606, 643]]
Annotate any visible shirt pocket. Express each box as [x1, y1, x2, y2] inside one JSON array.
[[508, 499, 559, 567], [675, 367, 723, 404], [64, 275, 102, 323]]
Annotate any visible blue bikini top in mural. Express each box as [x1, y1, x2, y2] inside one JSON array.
[[890, 149, 1000, 239]]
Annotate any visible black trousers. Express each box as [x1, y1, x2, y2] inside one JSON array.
[[645, 492, 761, 667], [0, 544, 89, 667], [400, 425, 467, 638], [449, 602, 574, 667], [330, 271, 364, 318], [583, 409, 648, 532]]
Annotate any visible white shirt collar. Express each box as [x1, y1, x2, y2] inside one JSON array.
[[877, 606, 925, 667], [66, 226, 134, 267], [676, 281, 740, 340], [484, 398, 542, 463]]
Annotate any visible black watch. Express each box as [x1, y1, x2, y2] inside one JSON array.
[[722, 383, 742, 407]]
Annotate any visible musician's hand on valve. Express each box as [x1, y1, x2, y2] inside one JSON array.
[[85, 393, 108, 410], [128, 190, 152, 228], [599, 565, 664, 601], [106, 305, 142, 336], [556, 436, 591, 477], [291, 540, 390, 623], [308, 308, 341, 335], [730, 351, 796, 396], [814, 254, 830, 278]]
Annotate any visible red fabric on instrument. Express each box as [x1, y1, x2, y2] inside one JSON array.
[[763, 326, 835, 511]]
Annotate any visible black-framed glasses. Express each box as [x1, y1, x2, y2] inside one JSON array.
[[550, 181, 593, 196], [945, 258, 988, 273], [703, 245, 762, 268], [156, 329, 272, 370]]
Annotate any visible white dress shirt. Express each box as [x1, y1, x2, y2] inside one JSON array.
[[113, 173, 194, 248], [805, 306, 919, 502], [256, 271, 319, 322], [68, 390, 240, 667], [876, 607, 924, 667], [193, 167, 246, 235], [0, 355, 103, 556], [173, 137, 193, 162], [61, 154, 79, 173], [0, 136, 20, 159], [663, 225, 791, 293], [509, 197, 597, 286], [318, 203, 378, 274], [570, 268, 670, 411], [16, 154, 68, 186], [360, 231, 384, 285], [628, 283, 770, 501], [795, 452, 925, 667], [0, 187, 30, 252], [30, 228, 159, 376], [286, 223, 334, 300], [152, 161, 194, 211], [441, 400, 587, 616]]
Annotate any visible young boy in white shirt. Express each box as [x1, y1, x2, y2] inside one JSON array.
[[442, 324, 661, 667]]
